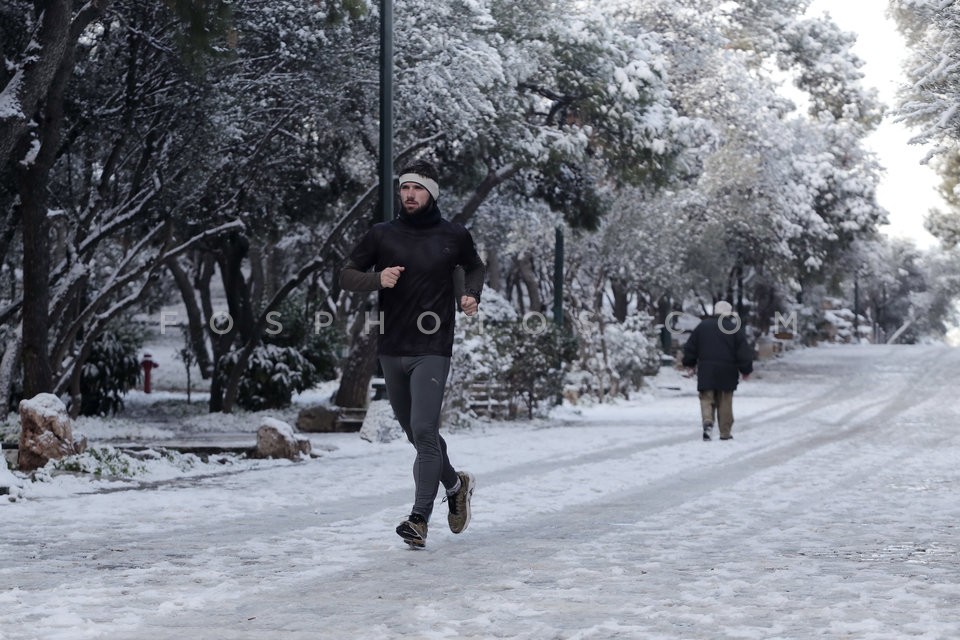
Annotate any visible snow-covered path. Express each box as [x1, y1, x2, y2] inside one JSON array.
[[2, 345, 959, 639]]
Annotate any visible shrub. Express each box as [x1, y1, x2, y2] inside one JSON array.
[[448, 288, 578, 422], [218, 344, 318, 411], [497, 322, 577, 419], [78, 324, 144, 416], [264, 296, 340, 382]]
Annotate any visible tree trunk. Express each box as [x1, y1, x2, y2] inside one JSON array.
[[217, 234, 255, 342], [0, 1, 72, 168], [248, 240, 265, 312], [208, 234, 255, 412], [517, 255, 542, 312], [736, 263, 745, 317], [166, 256, 213, 377], [486, 244, 502, 291], [451, 164, 519, 225], [13, 1, 110, 398], [18, 143, 54, 398], [334, 328, 378, 408], [200, 254, 231, 412], [611, 279, 629, 323], [0, 327, 22, 412]]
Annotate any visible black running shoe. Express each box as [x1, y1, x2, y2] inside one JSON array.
[[396, 513, 428, 547]]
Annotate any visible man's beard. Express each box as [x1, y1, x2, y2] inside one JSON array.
[[404, 201, 428, 216]]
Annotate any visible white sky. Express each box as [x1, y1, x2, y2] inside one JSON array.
[[806, 0, 943, 249], [2, 345, 959, 638]]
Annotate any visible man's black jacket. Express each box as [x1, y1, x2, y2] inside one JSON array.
[[682, 314, 754, 391]]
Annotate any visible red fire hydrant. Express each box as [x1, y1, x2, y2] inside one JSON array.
[[141, 352, 159, 394]]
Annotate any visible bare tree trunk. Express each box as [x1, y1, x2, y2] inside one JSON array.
[[611, 279, 629, 323], [218, 234, 256, 341], [334, 329, 378, 408], [451, 164, 519, 225], [166, 256, 212, 377], [18, 143, 54, 398], [209, 236, 256, 412], [0, 214, 21, 278], [486, 244, 502, 292], [198, 251, 228, 412], [13, 1, 110, 398], [0, 326, 22, 412], [736, 263, 745, 316], [517, 255, 542, 312], [248, 240, 265, 313]]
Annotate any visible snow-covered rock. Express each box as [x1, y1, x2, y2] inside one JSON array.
[[256, 417, 310, 460], [17, 393, 87, 472]]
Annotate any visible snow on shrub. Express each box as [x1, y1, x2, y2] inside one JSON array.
[[218, 344, 319, 411]]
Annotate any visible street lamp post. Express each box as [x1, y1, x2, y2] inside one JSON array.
[[379, 0, 394, 223], [853, 269, 860, 342], [553, 225, 564, 328], [553, 225, 564, 405]]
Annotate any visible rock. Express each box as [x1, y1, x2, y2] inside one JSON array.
[[18, 393, 87, 472], [359, 399, 403, 443], [295, 405, 339, 433], [256, 417, 310, 460]]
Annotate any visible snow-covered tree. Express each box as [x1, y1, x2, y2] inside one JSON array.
[[891, 0, 960, 156], [890, 1, 960, 247]]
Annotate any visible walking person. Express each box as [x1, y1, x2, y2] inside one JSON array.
[[339, 159, 484, 547], [682, 300, 753, 441]]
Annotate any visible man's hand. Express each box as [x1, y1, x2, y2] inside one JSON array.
[[742, 373, 750, 381], [380, 266, 404, 288], [460, 295, 479, 316]]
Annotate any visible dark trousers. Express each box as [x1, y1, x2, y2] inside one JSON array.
[[379, 355, 458, 520]]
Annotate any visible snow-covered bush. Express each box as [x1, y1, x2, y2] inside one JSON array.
[[601, 313, 660, 391], [45, 446, 227, 479], [218, 344, 318, 411], [0, 412, 18, 445], [77, 324, 144, 416], [446, 290, 517, 429], [50, 446, 151, 477], [446, 289, 576, 424], [265, 295, 341, 382], [498, 322, 575, 419], [0, 454, 23, 500], [564, 310, 658, 402]]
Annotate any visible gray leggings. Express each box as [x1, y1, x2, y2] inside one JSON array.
[[379, 355, 459, 520]]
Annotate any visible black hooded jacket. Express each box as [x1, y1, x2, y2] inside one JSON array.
[[339, 202, 485, 357], [682, 314, 754, 391]]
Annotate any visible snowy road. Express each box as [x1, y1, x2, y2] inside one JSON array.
[[2, 345, 959, 639]]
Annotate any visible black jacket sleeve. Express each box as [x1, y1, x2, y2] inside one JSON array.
[[681, 327, 699, 368], [339, 228, 382, 292], [458, 227, 485, 301]]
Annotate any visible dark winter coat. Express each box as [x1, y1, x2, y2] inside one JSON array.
[[339, 202, 485, 357], [681, 315, 754, 391]]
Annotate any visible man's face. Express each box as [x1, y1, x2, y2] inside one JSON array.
[[400, 182, 431, 215]]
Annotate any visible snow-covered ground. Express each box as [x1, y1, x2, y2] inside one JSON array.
[[2, 344, 959, 639]]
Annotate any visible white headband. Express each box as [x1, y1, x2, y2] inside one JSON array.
[[398, 173, 439, 201]]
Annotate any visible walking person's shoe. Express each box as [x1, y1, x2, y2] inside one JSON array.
[[702, 423, 713, 441], [446, 471, 476, 534], [396, 513, 428, 548]]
